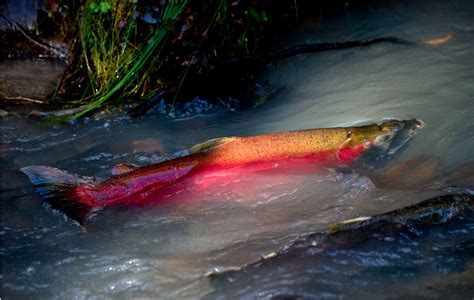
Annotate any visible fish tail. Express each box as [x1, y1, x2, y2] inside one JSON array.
[[21, 166, 98, 225]]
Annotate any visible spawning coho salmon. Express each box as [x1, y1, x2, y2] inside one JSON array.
[[21, 119, 424, 224]]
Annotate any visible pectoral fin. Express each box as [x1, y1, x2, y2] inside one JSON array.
[[169, 160, 199, 181], [111, 163, 139, 176]]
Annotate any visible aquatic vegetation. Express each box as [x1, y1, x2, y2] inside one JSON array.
[[51, 0, 275, 121]]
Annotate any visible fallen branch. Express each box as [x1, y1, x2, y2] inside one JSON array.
[[128, 37, 414, 117], [2, 96, 48, 104], [224, 37, 413, 67]]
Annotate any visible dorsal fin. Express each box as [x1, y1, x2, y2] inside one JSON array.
[[188, 137, 237, 154], [111, 163, 139, 176]]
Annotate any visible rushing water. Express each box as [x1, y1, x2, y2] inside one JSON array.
[[1, 0, 473, 298]]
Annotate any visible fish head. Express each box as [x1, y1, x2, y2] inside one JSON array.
[[373, 119, 424, 155], [345, 119, 425, 167]]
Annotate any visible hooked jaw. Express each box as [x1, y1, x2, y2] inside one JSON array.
[[378, 119, 425, 135], [376, 119, 425, 155]]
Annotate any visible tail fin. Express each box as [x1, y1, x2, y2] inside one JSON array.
[[21, 166, 97, 225]]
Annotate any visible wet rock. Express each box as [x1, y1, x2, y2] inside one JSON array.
[[132, 138, 163, 154], [0, 109, 8, 117], [328, 193, 473, 234], [28, 109, 47, 117], [208, 193, 473, 291], [0, 59, 65, 101], [252, 82, 279, 108]]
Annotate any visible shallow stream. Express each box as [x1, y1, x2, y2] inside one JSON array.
[[1, 0, 473, 298]]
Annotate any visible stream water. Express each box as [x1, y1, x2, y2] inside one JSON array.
[[1, 0, 473, 298]]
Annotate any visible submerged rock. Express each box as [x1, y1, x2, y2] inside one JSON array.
[[206, 193, 474, 298], [132, 138, 163, 154], [370, 155, 444, 190], [446, 162, 474, 188]]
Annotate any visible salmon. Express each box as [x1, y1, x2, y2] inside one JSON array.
[[21, 119, 424, 224]]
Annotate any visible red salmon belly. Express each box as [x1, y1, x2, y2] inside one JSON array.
[[336, 144, 366, 163], [100, 147, 364, 207]]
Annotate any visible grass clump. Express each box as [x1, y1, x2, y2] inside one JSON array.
[[57, 0, 189, 121], [50, 0, 316, 121]]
